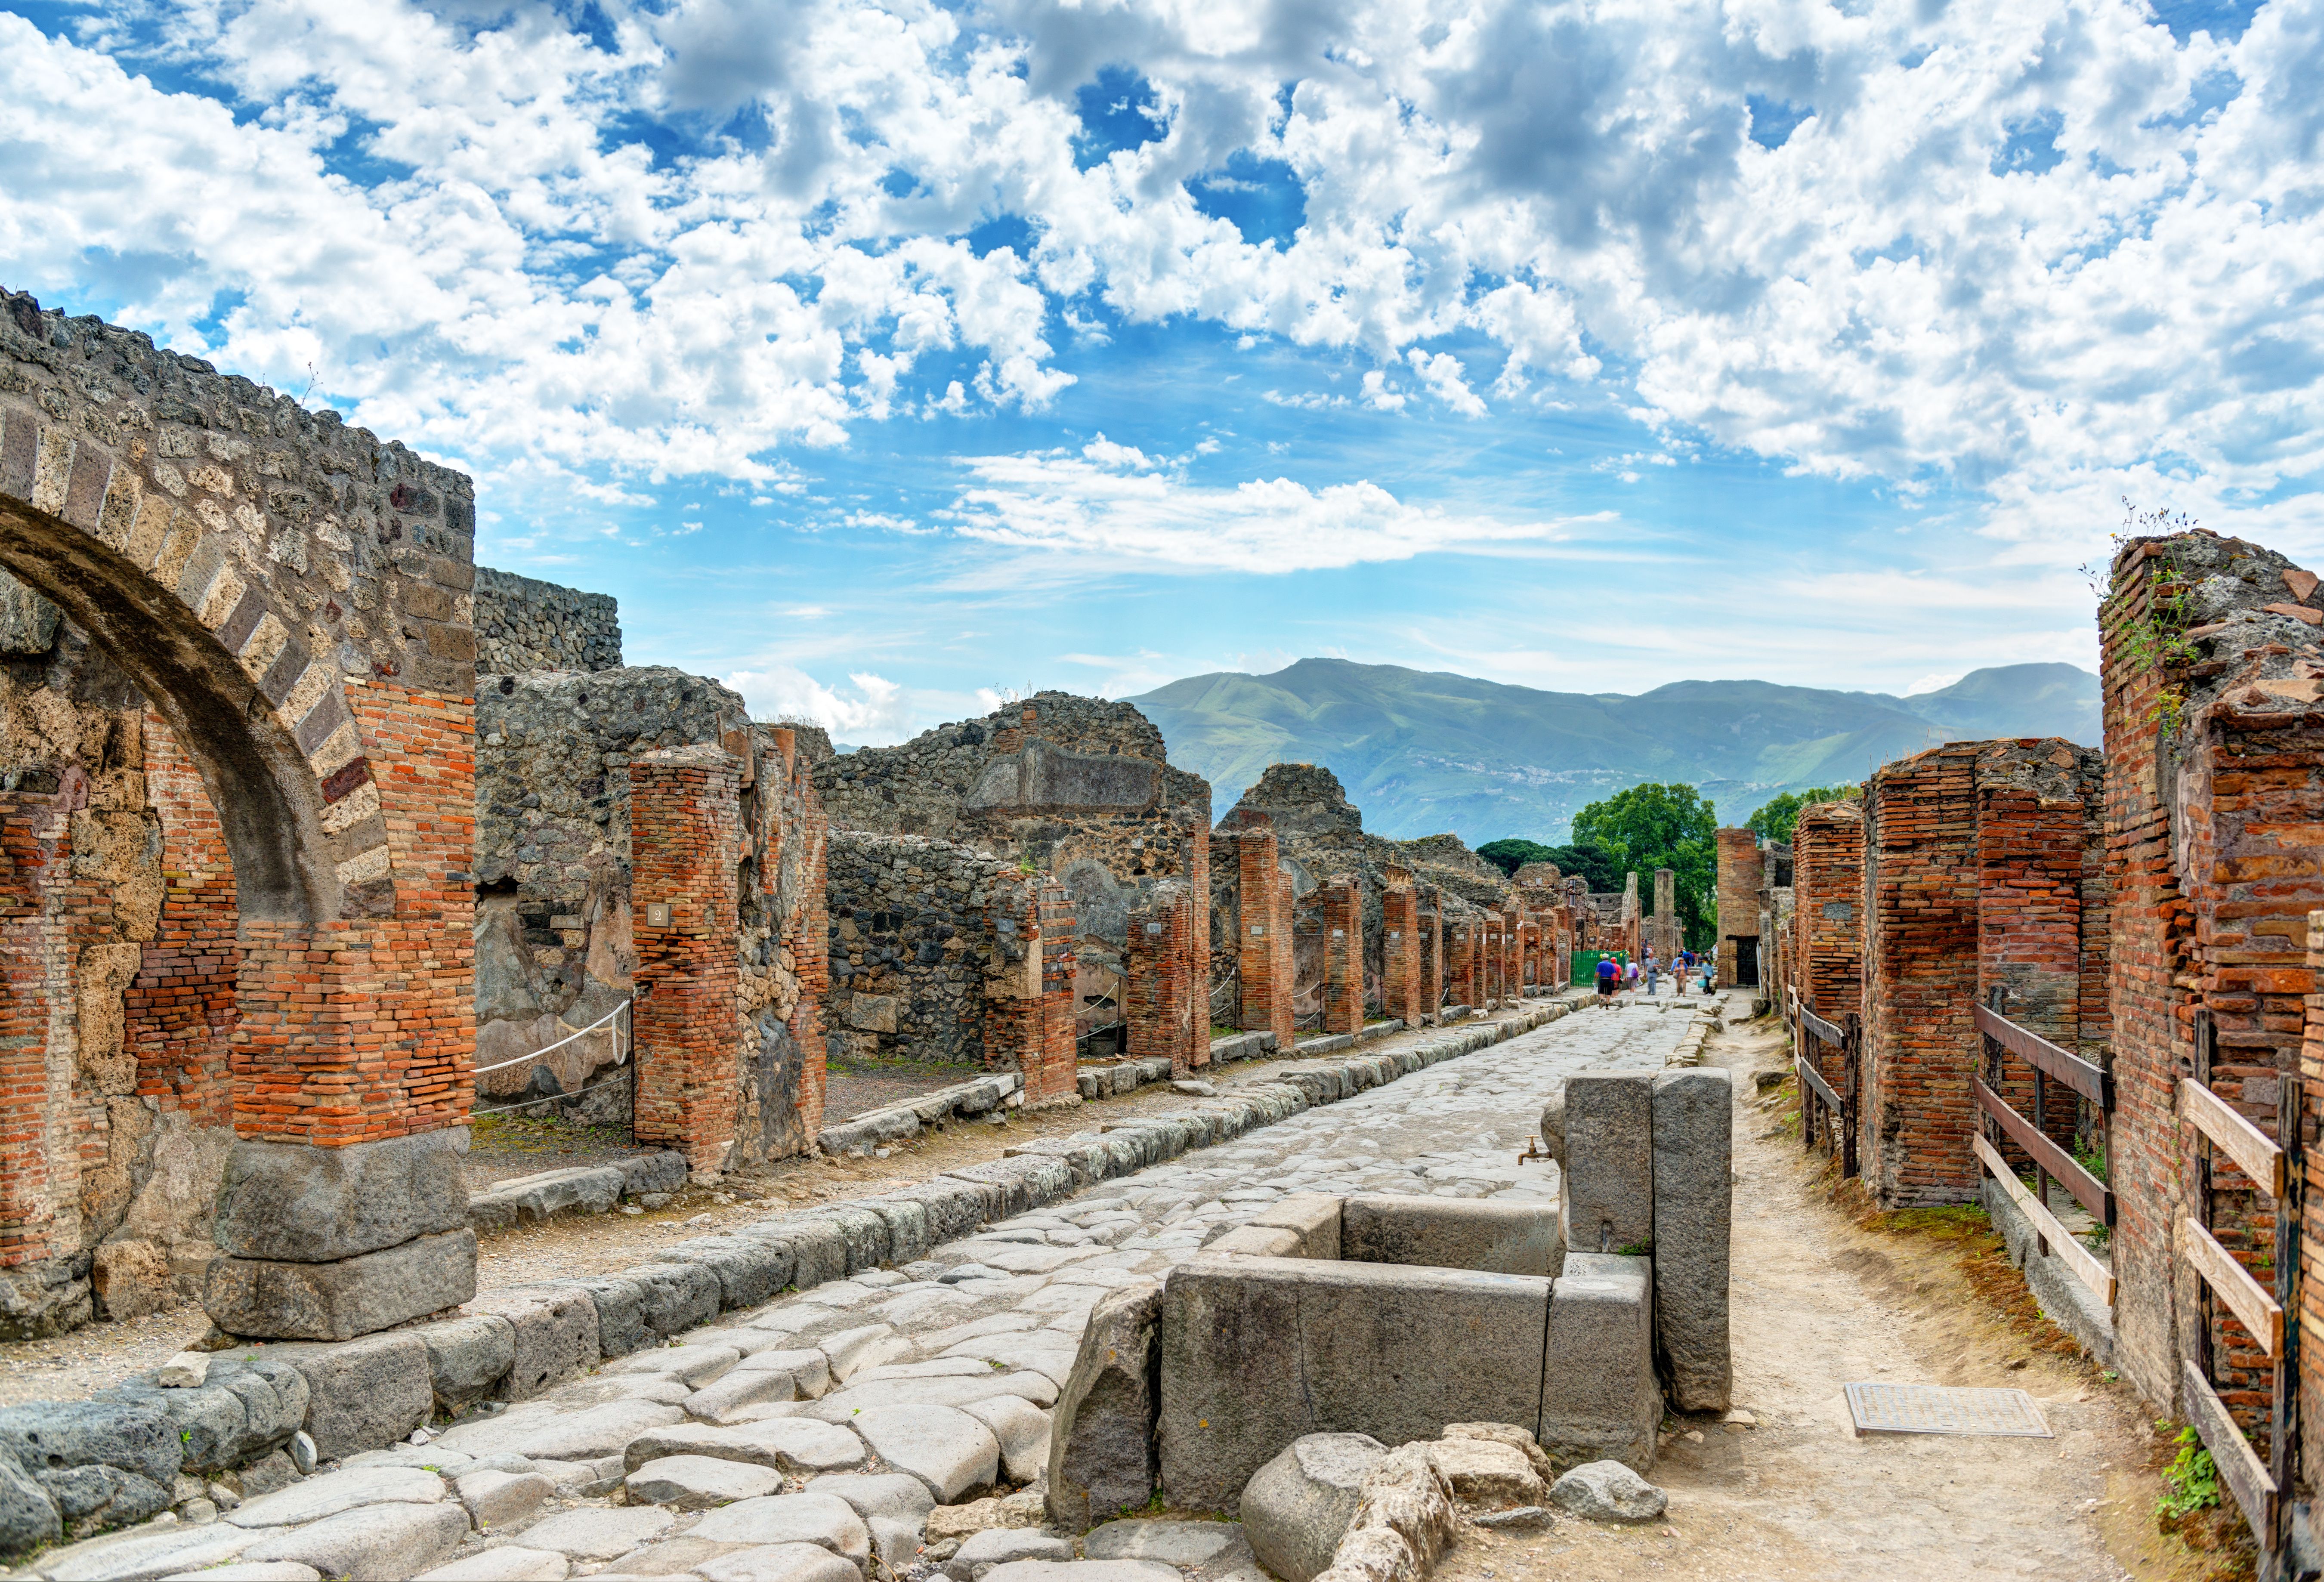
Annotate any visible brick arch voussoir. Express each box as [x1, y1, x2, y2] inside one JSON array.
[[0, 405, 385, 923]]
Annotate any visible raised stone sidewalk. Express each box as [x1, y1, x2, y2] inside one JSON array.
[[2, 996, 1710, 1582]]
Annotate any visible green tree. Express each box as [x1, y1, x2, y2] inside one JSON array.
[[1571, 783, 1718, 948], [1476, 838, 1558, 877], [1476, 838, 1622, 892], [1746, 785, 1861, 845]]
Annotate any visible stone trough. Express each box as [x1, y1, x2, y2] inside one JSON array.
[[1045, 1063, 1731, 1526]]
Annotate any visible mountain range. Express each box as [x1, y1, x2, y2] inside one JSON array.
[[1125, 659, 2101, 845]]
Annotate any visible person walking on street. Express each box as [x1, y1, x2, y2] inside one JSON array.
[[1647, 956, 1659, 996], [1596, 954, 1618, 999]]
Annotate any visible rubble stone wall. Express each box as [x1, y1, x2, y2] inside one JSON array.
[[475, 566, 621, 675]]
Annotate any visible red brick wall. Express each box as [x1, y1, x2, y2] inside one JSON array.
[[630, 748, 742, 1174], [231, 680, 477, 1148], [1716, 828, 1760, 987], [1792, 802, 1863, 1021], [1236, 826, 1293, 1045], [1446, 918, 1474, 1007], [126, 713, 236, 1130], [1859, 744, 1982, 1206], [1029, 878, 1080, 1102], [1382, 884, 1419, 1023], [1128, 881, 1200, 1076], [1321, 879, 1362, 1035], [0, 793, 59, 1269]]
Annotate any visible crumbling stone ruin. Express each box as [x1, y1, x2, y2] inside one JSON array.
[[474, 567, 621, 675], [0, 290, 479, 1341]]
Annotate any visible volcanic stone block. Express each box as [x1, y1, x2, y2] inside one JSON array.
[[267, 1333, 433, 1462], [1341, 1196, 1561, 1276], [1239, 1433, 1385, 1582], [1246, 1193, 1342, 1260], [1046, 1279, 1162, 1533], [1159, 1254, 1549, 1514], [204, 1229, 478, 1341], [471, 1284, 602, 1398], [212, 1131, 472, 1263], [1651, 1069, 1732, 1413], [1557, 1073, 1653, 1257], [1538, 1257, 1656, 1474]]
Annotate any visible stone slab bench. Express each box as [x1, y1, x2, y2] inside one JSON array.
[[0, 1002, 1570, 1565]]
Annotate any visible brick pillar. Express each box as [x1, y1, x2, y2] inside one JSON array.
[[1419, 903, 1442, 1021], [1128, 882, 1199, 1077], [1859, 744, 1981, 1207], [1715, 828, 1760, 988], [1321, 880, 1362, 1035], [1237, 827, 1293, 1046], [1180, 819, 1211, 1073], [1793, 802, 1864, 1020], [630, 745, 743, 1175], [0, 793, 60, 1286], [1382, 884, 1419, 1024], [1030, 878, 1080, 1102], [1977, 778, 2090, 1159]]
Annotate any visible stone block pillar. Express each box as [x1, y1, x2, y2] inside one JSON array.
[[1321, 879, 1362, 1035], [630, 745, 743, 1176], [1653, 867, 1676, 964], [1236, 826, 1293, 1047], [1128, 881, 1199, 1078], [1382, 879, 1420, 1024]]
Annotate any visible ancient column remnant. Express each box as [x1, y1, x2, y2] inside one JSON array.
[[1382, 870, 1420, 1023], [630, 746, 744, 1176], [1236, 821, 1295, 1047], [1128, 881, 1200, 1076], [1714, 829, 1760, 988], [1321, 878, 1363, 1035]]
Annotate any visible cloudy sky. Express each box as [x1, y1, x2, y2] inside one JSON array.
[[4, 0, 2318, 741]]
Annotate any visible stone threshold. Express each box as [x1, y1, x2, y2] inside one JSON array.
[[0, 999, 1585, 1568]]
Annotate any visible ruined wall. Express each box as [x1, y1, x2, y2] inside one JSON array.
[[1856, 739, 2105, 1210], [475, 566, 621, 676], [2100, 528, 2324, 1431], [473, 668, 747, 1121], [0, 290, 480, 1341], [1792, 800, 1864, 1020], [1715, 828, 1760, 986], [815, 693, 1209, 1049], [824, 830, 1035, 1071]]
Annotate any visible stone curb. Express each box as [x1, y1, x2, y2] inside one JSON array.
[[0, 1001, 1577, 1563], [816, 1072, 1026, 1157], [465, 1152, 689, 1232]]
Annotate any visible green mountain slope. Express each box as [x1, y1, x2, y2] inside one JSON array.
[[1127, 659, 2100, 844]]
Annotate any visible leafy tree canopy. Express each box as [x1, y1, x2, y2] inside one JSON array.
[[1475, 838, 1557, 877], [1571, 783, 1719, 948], [1475, 838, 1623, 893], [1746, 785, 1861, 846]]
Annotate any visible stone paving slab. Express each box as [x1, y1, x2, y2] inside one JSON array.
[[10, 999, 1710, 1582]]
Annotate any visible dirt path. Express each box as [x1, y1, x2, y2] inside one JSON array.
[[1437, 1010, 2209, 1582]]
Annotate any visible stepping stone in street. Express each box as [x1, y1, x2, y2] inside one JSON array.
[[946, 1528, 1076, 1580], [850, 1406, 1000, 1502], [691, 1492, 871, 1564], [516, 1504, 680, 1560], [240, 1502, 471, 1579], [628, 1453, 789, 1508], [692, 1539, 865, 1582], [626, 1418, 868, 1476], [414, 1547, 571, 1581]]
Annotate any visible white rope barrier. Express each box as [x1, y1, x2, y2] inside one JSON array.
[[473, 1065, 635, 1118], [472, 1000, 630, 1075]]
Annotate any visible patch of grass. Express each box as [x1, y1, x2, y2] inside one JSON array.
[[2157, 1425, 2221, 1520]]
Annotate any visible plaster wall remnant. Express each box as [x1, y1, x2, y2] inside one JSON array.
[[473, 566, 621, 675], [0, 290, 477, 1341]]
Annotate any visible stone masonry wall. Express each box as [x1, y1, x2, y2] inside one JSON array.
[[474, 668, 748, 1121], [824, 831, 1031, 1070], [475, 566, 621, 676]]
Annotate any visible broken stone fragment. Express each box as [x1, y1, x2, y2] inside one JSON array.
[[1547, 1459, 1667, 1523], [157, 1352, 211, 1389]]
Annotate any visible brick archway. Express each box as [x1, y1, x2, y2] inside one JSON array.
[[0, 293, 478, 1339]]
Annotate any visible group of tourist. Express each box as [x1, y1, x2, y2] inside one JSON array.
[[1594, 943, 1716, 998]]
